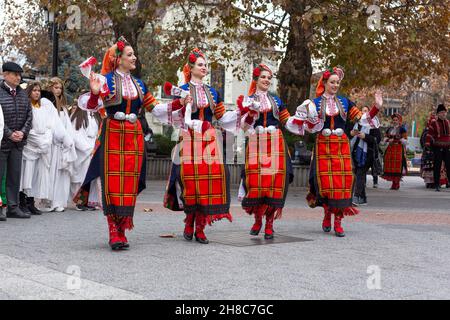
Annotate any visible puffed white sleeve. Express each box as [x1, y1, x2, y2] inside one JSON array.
[[78, 92, 104, 112], [285, 100, 324, 135], [218, 110, 240, 134]]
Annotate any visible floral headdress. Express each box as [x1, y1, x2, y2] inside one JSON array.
[[101, 36, 130, 75], [315, 66, 344, 97], [183, 48, 206, 84], [248, 64, 273, 95]]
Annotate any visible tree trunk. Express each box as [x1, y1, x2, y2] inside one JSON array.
[[278, 1, 312, 115]]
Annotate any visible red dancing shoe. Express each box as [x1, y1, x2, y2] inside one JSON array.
[[107, 216, 123, 250], [334, 214, 345, 237], [322, 210, 332, 233]]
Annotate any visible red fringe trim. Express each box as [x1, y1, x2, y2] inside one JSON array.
[[243, 204, 283, 220], [306, 192, 317, 208], [323, 204, 359, 216], [205, 213, 233, 225], [110, 215, 134, 231], [185, 212, 232, 227], [381, 176, 402, 182]]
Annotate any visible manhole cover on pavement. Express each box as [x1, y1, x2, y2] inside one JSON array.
[[206, 231, 313, 247]]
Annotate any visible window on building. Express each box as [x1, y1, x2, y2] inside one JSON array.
[[210, 62, 225, 101]]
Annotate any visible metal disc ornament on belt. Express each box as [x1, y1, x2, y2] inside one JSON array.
[[113, 112, 137, 123], [321, 128, 344, 137], [334, 128, 344, 136]]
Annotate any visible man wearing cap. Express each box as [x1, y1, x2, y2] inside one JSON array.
[[426, 104, 450, 192], [0, 62, 33, 220]]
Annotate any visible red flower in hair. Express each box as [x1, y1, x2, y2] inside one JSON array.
[[323, 70, 331, 80], [117, 41, 125, 52], [253, 67, 261, 78], [189, 53, 197, 64]]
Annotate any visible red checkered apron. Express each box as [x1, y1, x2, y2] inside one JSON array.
[[102, 118, 144, 216], [307, 133, 358, 216], [179, 127, 231, 223], [382, 142, 406, 181], [242, 129, 287, 218]]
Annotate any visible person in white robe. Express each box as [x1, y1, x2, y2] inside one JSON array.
[[42, 78, 77, 212], [20, 82, 65, 214], [69, 106, 99, 210]]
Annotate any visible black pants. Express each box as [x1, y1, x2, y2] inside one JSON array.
[[433, 146, 450, 187], [0, 147, 23, 207], [354, 166, 367, 200], [372, 173, 378, 185]]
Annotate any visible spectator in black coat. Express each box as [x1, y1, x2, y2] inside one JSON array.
[[0, 62, 33, 220]]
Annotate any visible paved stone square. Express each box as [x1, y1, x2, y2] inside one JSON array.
[[1, 176, 449, 299]]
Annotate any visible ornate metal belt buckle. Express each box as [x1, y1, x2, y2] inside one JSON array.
[[255, 126, 265, 134], [126, 113, 138, 123], [322, 128, 332, 137], [334, 128, 344, 137], [266, 125, 277, 133], [114, 112, 126, 121]]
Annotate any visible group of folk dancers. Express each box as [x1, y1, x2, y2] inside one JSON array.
[[2, 36, 448, 251], [70, 37, 384, 250]]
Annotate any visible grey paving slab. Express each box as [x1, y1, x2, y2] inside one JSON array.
[[0, 175, 450, 299]]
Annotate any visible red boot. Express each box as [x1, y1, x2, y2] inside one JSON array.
[[250, 212, 263, 236], [194, 214, 209, 244], [107, 216, 123, 250], [264, 212, 274, 240], [391, 180, 400, 190], [183, 213, 195, 241], [117, 224, 129, 249], [322, 210, 332, 232], [334, 214, 345, 237]]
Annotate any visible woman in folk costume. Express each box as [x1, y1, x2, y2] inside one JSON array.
[[381, 113, 407, 190], [75, 37, 187, 250], [43, 77, 77, 212], [20, 82, 66, 215], [294, 67, 382, 237], [163, 48, 240, 244], [236, 64, 305, 239], [69, 106, 101, 210]]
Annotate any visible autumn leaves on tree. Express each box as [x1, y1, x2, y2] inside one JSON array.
[[1, 0, 448, 112]]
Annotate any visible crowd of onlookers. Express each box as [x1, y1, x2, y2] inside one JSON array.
[[1, 61, 156, 223], [0, 61, 101, 222], [349, 102, 449, 206]]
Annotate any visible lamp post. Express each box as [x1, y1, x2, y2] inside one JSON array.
[[43, 7, 59, 77]]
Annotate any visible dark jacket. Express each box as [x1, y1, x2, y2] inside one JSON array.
[[351, 125, 381, 170], [0, 80, 33, 151]]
